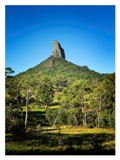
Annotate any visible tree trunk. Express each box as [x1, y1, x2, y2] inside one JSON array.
[[97, 112, 100, 128], [53, 111, 60, 127], [45, 104, 48, 112], [97, 96, 101, 128], [83, 94, 87, 128], [83, 114, 87, 128], [25, 89, 29, 129], [73, 114, 78, 126]]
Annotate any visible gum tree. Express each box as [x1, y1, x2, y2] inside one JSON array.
[[36, 77, 54, 112]]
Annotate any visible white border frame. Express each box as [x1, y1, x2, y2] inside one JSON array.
[[1, 0, 120, 160]]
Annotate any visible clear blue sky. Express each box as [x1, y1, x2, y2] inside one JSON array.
[[5, 5, 115, 75]]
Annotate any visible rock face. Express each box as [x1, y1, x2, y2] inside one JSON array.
[[52, 40, 65, 59]]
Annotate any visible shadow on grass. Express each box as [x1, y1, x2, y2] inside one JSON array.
[[23, 110, 49, 127], [6, 131, 115, 155], [50, 102, 60, 106]]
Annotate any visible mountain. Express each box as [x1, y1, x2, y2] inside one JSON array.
[[18, 55, 101, 81], [52, 40, 65, 59], [16, 40, 102, 87]]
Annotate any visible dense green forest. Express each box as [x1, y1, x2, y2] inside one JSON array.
[[5, 57, 115, 155]]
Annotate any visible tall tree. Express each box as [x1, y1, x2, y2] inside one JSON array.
[[100, 74, 115, 128], [5, 67, 15, 77], [25, 88, 30, 129], [16, 76, 34, 130], [60, 79, 93, 127], [90, 73, 115, 128], [36, 77, 54, 111], [5, 76, 24, 133]]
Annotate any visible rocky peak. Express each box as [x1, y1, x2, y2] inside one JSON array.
[[52, 40, 65, 59]]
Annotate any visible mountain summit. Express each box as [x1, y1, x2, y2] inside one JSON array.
[[52, 40, 65, 59], [16, 40, 102, 83]]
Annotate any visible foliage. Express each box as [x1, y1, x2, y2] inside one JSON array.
[[5, 59, 115, 155], [6, 72, 24, 134], [16, 56, 102, 90], [5, 67, 15, 77], [5, 61, 115, 143], [59, 74, 115, 128], [35, 77, 54, 108]]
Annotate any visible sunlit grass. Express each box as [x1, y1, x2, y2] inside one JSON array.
[[6, 126, 115, 155], [102, 140, 115, 150], [6, 105, 115, 155], [22, 102, 60, 112], [50, 105, 60, 109], [42, 126, 115, 135]]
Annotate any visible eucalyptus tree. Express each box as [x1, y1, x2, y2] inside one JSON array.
[[5, 67, 15, 77], [89, 73, 115, 128], [60, 79, 93, 127], [16, 76, 34, 130], [98, 74, 115, 128], [36, 77, 54, 112], [5, 75, 24, 133]]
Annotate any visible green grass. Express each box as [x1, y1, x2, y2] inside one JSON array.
[[6, 126, 115, 155], [44, 126, 115, 134], [6, 106, 115, 155], [22, 101, 60, 112]]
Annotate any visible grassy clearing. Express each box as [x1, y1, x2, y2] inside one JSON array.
[[6, 106, 115, 155], [6, 126, 115, 155], [43, 126, 115, 134], [22, 101, 60, 112]]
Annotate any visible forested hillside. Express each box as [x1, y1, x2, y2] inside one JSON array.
[[5, 55, 115, 155], [6, 54, 115, 129], [18, 56, 102, 83]]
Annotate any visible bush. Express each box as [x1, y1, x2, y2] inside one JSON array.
[[57, 87, 63, 92], [87, 124, 94, 128], [9, 119, 25, 136], [56, 108, 67, 125], [45, 107, 84, 127], [66, 108, 82, 126], [45, 108, 55, 125], [6, 104, 24, 134]]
